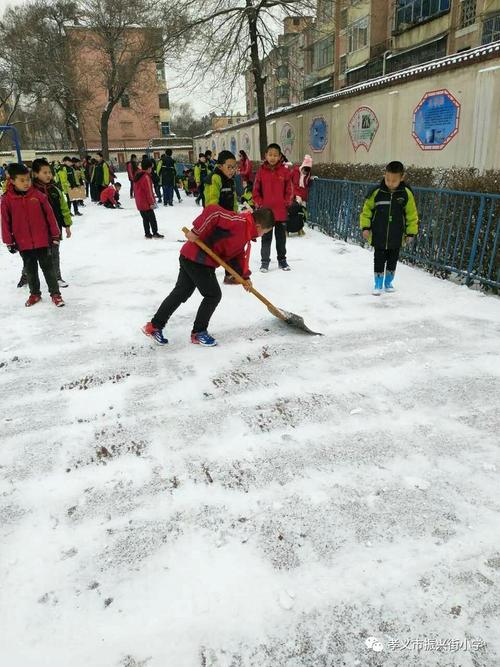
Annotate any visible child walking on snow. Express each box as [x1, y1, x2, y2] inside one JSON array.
[[133, 158, 164, 239], [253, 143, 293, 272], [360, 161, 419, 295], [142, 204, 275, 347]]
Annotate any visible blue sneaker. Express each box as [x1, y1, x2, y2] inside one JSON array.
[[373, 273, 384, 295], [384, 271, 395, 292], [191, 331, 217, 347], [142, 322, 168, 345]]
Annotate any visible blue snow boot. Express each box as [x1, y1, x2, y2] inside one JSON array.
[[384, 271, 395, 292], [373, 273, 384, 295]]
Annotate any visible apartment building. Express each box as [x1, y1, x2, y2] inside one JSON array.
[[388, 0, 500, 73], [245, 0, 500, 115]]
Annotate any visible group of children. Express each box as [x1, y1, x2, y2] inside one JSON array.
[[1, 144, 419, 343]]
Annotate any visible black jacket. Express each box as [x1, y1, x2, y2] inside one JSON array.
[[157, 155, 177, 186]]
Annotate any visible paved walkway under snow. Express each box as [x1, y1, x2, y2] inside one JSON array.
[[1, 196, 499, 667]]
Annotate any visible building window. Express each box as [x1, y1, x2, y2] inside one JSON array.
[[395, 0, 451, 32], [460, 0, 476, 28], [340, 8, 348, 31], [321, 0, 334, 19], [386, 36, 447, 73], [276, 64, 289, 80], [314, 36, 334, 68], [348, 17, 369, 53], [276, 84, 290, 98], [159, 92, 170, 109], [160, 122, 170, 137], [293, 17, 300, 26], [340, 55, 347, 75], [120, 93, 130, 108], [482, 13, 500, 44], [156, 62, 166, 81]]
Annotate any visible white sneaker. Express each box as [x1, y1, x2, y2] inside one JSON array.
[[58, 279, 69, 288], [260, 264, 269, 273]]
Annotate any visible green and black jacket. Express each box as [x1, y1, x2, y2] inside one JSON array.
[[360, 179, 419, 249], [33, 179, 72, 231], [204, 167, 238, 212]]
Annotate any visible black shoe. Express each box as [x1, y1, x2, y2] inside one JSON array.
[[17, 274, 28, 288], [145, 234, 153, 239], [74, 212, 83, 216], [152, 233, 164, 238]]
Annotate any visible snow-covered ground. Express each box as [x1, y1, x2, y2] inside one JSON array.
[[1, 195, 499, 667]]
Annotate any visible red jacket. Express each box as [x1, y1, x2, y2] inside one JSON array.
[[253, 161, 293, 222], [133, 171, 155, 211], [126, 160, 138, 181], [239, 157, 253, 183], [181, 205, 258, 278], [291, 164, 312, 202], [100, 184, 119, 207], [1, 183, 60, 251]]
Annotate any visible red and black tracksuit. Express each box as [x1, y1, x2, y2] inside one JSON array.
[[151, 205, 258, 333], [1, 182, 61, 296], [133, 170, 158, 236], [253, 161, 293, 265]]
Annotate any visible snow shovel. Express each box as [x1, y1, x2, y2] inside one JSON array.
[[182, 227, 322, 336]]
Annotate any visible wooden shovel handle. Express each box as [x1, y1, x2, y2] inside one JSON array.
[[182, 227, 285, 320]]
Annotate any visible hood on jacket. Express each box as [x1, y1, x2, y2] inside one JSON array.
[[300, 154, 313, 171], [134, 169, 149, 183]]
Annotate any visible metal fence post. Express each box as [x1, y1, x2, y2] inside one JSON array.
[[466, 195, 486, 286]]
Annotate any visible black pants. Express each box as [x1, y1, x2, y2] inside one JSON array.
[[90, 182, 99, 202], [85, 181, 90, 198], [162, 184, 174, 205], [66, 194, 79, 215], [129, 181, 134, 198], [51, 241, 62, 280], [151, 256, 222, 334], [140, 210, 158, 236], [261, 221, 287, 264], [374, 248, 400, 274], [21, 247, 60, 296], [174, 185, 182, 201], [196, 184, 205, 207]]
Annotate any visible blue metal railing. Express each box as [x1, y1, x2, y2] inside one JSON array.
[[308, 178, 500, 290]]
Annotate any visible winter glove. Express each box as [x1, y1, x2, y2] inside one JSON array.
[[7, 245, 18, 254]]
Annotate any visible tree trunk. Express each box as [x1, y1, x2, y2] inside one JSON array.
[[247, 5, 267, 157], [100, 109, 112, 161]]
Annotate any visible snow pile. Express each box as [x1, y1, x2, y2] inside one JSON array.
[[1, 196, 499, 666]]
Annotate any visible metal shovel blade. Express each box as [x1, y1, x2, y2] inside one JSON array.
[[270, 306, 323, 336]]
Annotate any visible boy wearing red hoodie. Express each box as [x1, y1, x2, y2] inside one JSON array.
[[253, 143, 293, 272], [1, 163, 64, 307], [100, 182, 122, 208], [133, 158, 164, 239], [142, 204, 275, 347]]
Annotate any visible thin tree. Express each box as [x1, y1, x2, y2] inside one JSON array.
[[173, 0, 316, 157], [78, 0, 188, 159]]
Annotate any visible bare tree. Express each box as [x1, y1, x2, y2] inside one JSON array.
[[174, 0, 316, 157], [0, 0, 88, 155], [78, 0, 188, 159]]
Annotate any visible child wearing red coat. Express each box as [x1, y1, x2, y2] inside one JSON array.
[[100, 182, 122, 208], [1, 163, 64, 307], [142, 204, 275, 347], [133, 158, 164, 238], [253, 143, 293, 272]]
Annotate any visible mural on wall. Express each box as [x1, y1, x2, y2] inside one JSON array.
[[348, 106, 379, 151], [230, 136, 237, 155], [309, 117, 328, 152], [280, 123, 295, 157], [221, 137, 227, 151], [242, 133, 251, 154], [211, 139, 217, 153], [412, 89, 460, 150]]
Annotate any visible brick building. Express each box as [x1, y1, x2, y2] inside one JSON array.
[[66, 26, 171, 151]]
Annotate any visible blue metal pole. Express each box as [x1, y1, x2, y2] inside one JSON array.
[[0, 125, 22, 162]]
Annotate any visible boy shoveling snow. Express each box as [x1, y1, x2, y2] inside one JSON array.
[[142, 204, 275, 347]]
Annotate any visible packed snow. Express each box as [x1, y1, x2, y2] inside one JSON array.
[[1, 193, 499, 667]]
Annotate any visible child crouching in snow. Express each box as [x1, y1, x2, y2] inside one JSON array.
[[142, 204, 275, 347], [100, 182, 122, 208]]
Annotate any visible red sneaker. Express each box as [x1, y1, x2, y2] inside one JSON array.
[[51, 294, 65, 307], [25, 294, 42, 307]]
